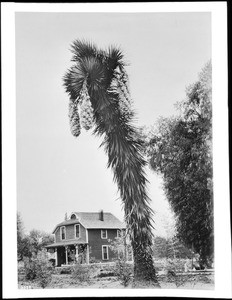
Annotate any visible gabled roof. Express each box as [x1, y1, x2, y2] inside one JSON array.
[[52, 212, 126, 233]]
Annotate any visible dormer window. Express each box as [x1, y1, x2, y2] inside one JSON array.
[[60, 226, 66, 240], [75, 224, 80, 239], [101, 229, 107, 239], [71, 214, 76, 220]]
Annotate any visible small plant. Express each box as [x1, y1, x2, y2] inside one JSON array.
[[89, 257, 101, 264]]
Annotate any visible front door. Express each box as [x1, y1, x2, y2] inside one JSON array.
[[57, 247, 66, 266]]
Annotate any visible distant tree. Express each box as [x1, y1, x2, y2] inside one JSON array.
[[153, 236, 168, 258], [153, 236, 192, 259], [17, 212, 31, 261], [17, 213, 54, 260], [28, 229, 54, 256], [17, 212, 24, 258], [144, 62, 213, 266]]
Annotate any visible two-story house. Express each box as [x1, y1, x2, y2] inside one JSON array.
[[45, 210, 126, 266]]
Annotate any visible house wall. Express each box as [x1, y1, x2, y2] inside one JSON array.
[[88, 229, 118, 262], [55, 223, 86, 242]]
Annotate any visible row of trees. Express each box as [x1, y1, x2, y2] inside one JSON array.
[[17, 212, 54, 261]]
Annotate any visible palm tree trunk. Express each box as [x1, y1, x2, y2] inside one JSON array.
[[90, 91, 159, 285]]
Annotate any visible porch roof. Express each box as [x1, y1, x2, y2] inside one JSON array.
[[45, 239, 87, 248]]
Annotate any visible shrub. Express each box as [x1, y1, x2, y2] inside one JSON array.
[[23, 250, 54, 288], [35, 251, 54, 288], [113, 259, 133, 287], [98, 271, 116, 278], [60, 267, 72, 274], [23, 257, 37, 280], [71, 263, 96, 283]]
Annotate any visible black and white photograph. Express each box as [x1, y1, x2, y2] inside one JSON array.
[[2, 2, 231, 298]]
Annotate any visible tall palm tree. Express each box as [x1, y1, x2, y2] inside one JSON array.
[[63, 40, 159, 285]]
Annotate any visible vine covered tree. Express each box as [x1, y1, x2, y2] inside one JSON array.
[[63, 40, 159, 285], [144, 62, 213, 266]]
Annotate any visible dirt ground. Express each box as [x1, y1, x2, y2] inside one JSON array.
[[18, 273, 214, 290]]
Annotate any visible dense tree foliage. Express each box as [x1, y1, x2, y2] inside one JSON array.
[[17, 212, 54, 260], [144, 62, 213, 265]]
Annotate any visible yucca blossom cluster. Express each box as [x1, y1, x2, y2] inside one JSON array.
[[68, 81, 94, 137], [112, 67, 133, 117], [68, 99, 81, 137], [79, 82, 94, 130]]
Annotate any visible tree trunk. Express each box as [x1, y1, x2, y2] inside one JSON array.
[[132, 241, 159, 285], [90, 91, 160, 286]]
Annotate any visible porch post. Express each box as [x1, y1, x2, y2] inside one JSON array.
[[125, 247, 128, 262], [65, 246, 68, 265], [86, 244, 89, 264], [75, 244, 79, 263], [54, 247, 58, 266], [124, 238, 128, 261]]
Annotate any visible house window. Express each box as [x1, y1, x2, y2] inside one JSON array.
[[60, 226, 66, 240], [102, 245, 109, 260], [75, 224, 80, 239], [101, 229, 107, 239]]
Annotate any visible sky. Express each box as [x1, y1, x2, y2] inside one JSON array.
[[15, 12, 211, 237]]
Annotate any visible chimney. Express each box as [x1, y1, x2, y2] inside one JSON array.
[[99, 210, 104, 221]]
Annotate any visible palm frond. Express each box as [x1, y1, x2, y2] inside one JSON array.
[[70, 39, 98, 62], [63, 65, 86, 100], [106, 45, 125, 68], [82, 57, 106, 93]]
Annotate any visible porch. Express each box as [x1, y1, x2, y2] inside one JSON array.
[[46, 242, 89, 267]]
